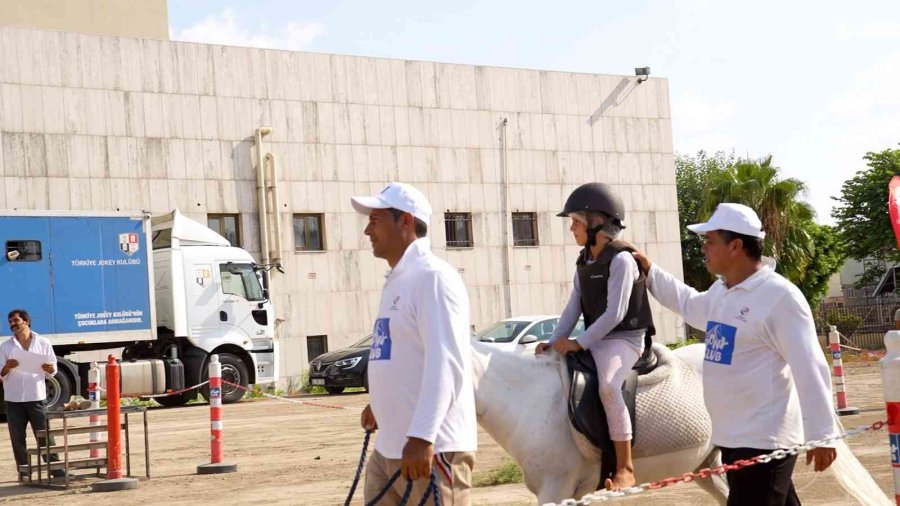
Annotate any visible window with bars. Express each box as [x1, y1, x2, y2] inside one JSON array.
[[207, 214, 241, 247], [445, 212, 473, 248], [512, 212, 539, 246], [307, 335, 328, 361], [293, 214, 325, 251]]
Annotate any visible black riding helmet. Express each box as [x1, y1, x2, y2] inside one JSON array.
[[557, 182, 626, 227]]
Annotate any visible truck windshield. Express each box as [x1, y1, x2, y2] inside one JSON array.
[[220, 263, 265, 301]]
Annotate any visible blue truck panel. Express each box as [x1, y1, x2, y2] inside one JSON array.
[[0, 215, 152, 337], [0, 218, 53, 332]]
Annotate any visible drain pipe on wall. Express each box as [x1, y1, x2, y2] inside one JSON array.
[[265, 152, 284, 273], [498, 117, 513, 319], [254, 127, 273, 286]]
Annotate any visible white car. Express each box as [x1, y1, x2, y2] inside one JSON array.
[[475, 315, 585, 353]]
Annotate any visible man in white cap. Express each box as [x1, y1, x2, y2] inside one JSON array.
[[351, 182, 477, 505], [632, 203, 838, 506]]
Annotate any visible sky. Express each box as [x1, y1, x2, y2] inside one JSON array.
[[167, 0, 900, 225]]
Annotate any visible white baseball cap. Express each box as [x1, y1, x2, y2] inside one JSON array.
[[687, 203, 766, 239], [351, 182, 433, 224]]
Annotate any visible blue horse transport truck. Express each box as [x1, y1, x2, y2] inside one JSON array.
[[0, 210, 278, 410]]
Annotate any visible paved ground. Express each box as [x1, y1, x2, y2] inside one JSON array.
[[0, 360, 891, 505]]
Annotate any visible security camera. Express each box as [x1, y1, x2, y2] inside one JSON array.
[[635, 67, 650, 83]]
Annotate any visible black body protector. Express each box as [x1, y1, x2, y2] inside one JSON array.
[[576, 240, 655, 337]]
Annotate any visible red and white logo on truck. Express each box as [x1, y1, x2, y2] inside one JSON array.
[[118, 233, 140, 256]]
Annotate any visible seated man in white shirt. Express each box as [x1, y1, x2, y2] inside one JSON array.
[[631, 203, 838, 506], [1, 309, 64, 481]]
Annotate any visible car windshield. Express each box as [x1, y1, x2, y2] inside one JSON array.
[[476, 321, 530, 343], [352, 335, 373, 348]]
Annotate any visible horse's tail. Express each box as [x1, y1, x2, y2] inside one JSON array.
[[830, 416, 892, 505]]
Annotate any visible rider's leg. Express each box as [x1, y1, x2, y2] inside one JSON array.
[[590, 338, 642, 491]]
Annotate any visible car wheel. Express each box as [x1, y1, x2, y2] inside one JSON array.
[[325, 386, 344, 395]]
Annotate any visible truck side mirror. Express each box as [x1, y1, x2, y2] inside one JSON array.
[[257, 288, 270, 309]]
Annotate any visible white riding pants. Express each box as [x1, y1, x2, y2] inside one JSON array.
[[588, 338, 642, 442]]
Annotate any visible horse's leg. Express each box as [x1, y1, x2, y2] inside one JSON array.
[[526, 456, 599, 504], [691, 447, 728, 506]]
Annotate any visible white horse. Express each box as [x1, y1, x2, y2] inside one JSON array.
[[471, 341, 890, 505]]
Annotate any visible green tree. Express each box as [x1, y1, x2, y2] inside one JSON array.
[[674, 151, 733, 289], [706, 156, 815, 283], [832, 149, 900, 286], [797, 223, 846, 308]]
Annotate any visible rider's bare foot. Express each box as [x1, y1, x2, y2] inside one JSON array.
[[604, 469, 636, 491]]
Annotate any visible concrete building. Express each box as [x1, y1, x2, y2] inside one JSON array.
[[0, 20, 685, 382]]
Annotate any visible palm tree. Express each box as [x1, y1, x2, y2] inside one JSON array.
[[705, 156, 815, 284]]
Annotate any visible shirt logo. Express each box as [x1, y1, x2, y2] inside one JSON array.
[[590, 274, 605, 279], [736, 306, 750, 322], [704, 321, 736, 365], [370, 318, 392, 361], [891, 433, 900, 465], [389, 296, 400, 311]]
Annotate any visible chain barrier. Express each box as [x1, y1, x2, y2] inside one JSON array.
[[539, 420, 887, 505], [91, 378, 346, 409], [221, 379, 348, 410]]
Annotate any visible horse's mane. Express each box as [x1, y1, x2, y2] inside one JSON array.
[[470, 341, 569, 392]]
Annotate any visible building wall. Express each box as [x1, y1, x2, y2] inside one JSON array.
[[0, 0, 168, 40], [0, 26, 685, 383]]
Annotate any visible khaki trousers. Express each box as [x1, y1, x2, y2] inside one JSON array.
[[363, 449, 475, 505]]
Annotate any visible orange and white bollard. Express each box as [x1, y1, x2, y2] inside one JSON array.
[[882, 330, 900, 506], [197, 355, 237, 474], [830, 325, 859, 416], [89, 362, 101, 459], [91, 355, 138, 492]]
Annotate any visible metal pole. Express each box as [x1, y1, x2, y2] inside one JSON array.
[[106, 355, 122, 479], [880, 330, 900, 505], [91, 356, 138, 492]]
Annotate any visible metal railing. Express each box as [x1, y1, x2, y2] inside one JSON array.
[[817, 302, 895, 350]]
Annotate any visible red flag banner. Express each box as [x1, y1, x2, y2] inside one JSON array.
[[889, 176, 900, 252]]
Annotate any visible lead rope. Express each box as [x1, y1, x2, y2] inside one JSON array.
[[345, 430, 443, 505]]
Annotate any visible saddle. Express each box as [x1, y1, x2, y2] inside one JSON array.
[[566, 338, 660, 486]]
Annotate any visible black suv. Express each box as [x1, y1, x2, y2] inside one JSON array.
[[308, 334, 371, 395]]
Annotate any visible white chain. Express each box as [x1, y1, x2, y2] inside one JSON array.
[[540, 423, 884, 505]]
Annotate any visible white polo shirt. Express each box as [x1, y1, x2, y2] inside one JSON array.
[[647, 264, 838, 449], [368, 238, 477, 459], [0, 332, 57, 403]]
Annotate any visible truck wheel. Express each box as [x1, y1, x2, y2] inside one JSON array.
[[325, 386, 344, 395], [202, 353, 249, 404], [155, 393, 190, 407], [45, 372, 73, 411]]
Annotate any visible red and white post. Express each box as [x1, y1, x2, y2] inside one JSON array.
[[830, 325, 859, 416], [197, 355, 237, 474], [881, 330, 900, 506], [91, 355, 138, 492], [88, 362, 101, 458]]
